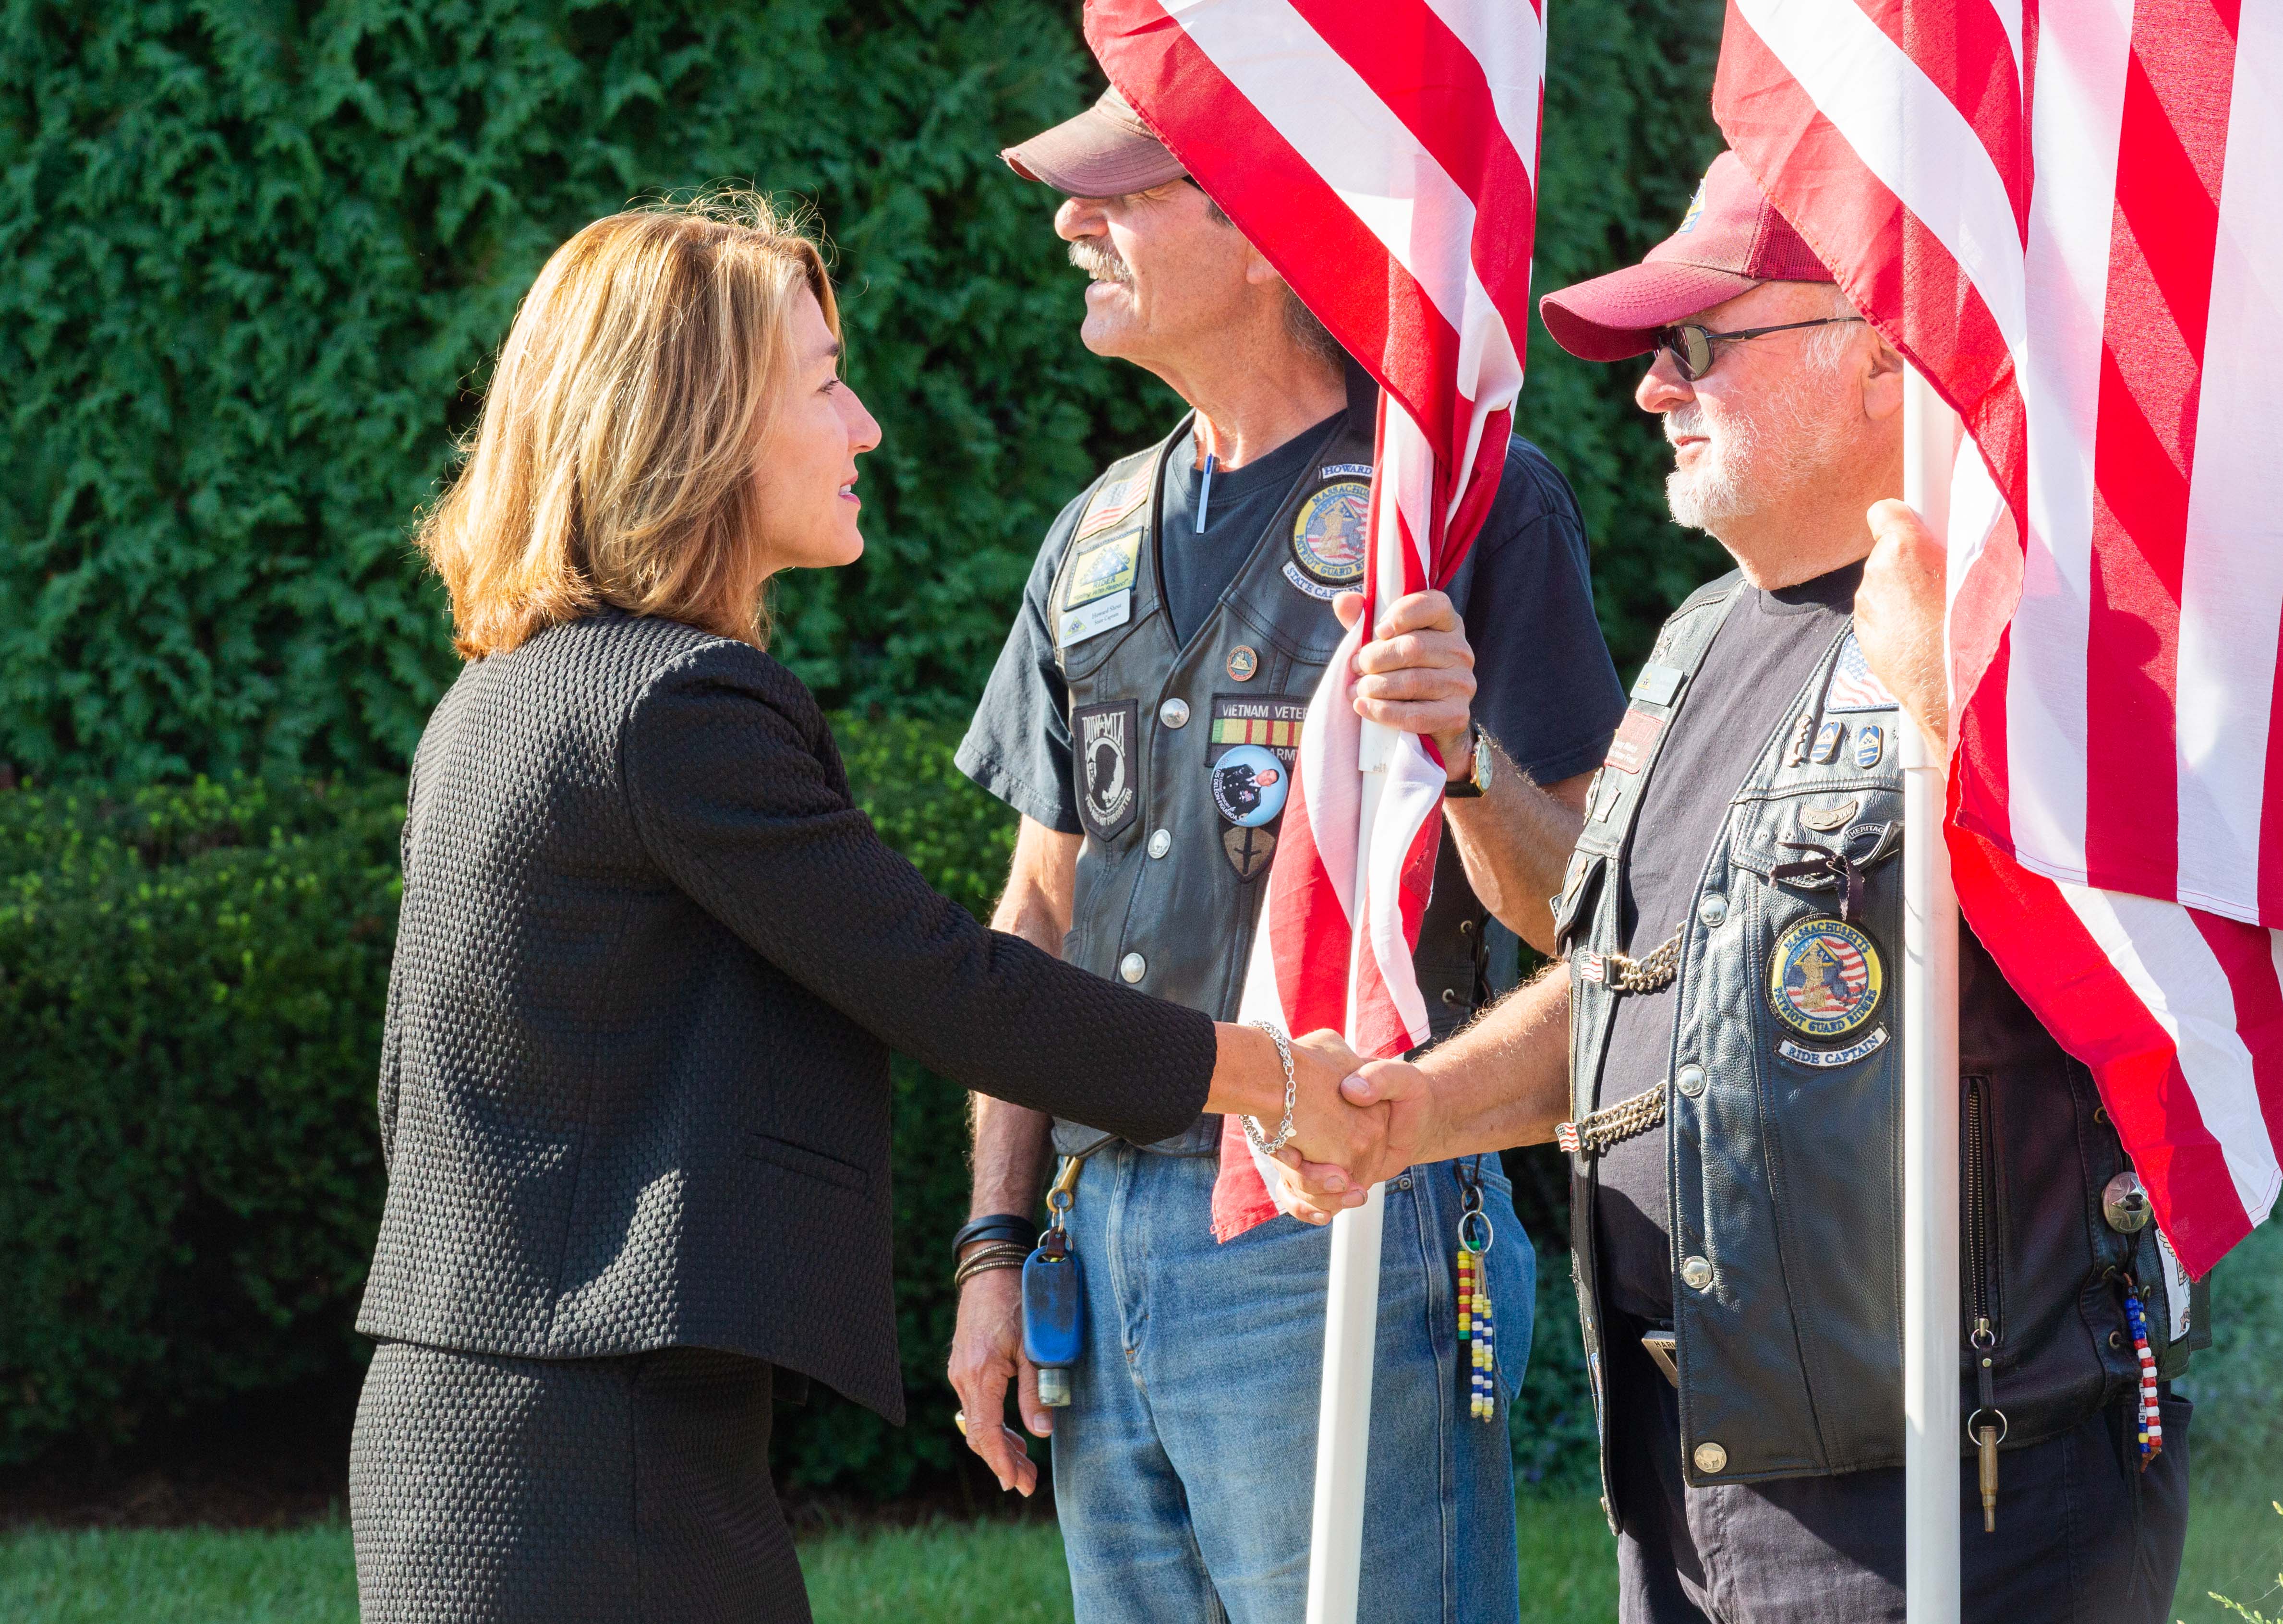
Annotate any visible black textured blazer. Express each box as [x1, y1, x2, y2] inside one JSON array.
[[356, 610, 1215, 1421]]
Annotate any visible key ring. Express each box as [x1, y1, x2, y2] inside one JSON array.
[[1459, 1207, 1495, 1253]]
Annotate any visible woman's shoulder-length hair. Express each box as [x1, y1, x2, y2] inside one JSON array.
[[418, 191, 834, 659]]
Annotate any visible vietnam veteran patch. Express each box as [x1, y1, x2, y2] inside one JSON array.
[[1209, 695, 1306, 765]]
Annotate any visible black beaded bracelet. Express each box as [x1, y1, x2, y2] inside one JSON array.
[[951, 1213, 1036, 1259]]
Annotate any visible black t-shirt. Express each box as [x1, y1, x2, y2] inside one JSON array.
[[1595, 562, 1862, 1325], [956, 421, 1627, 833], [1160, 417, 1344, 647]]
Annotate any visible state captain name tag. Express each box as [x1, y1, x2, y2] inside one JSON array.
[[1058, 589, 1131, 648], [1058, 516, 1143, 648], [1604, 706, 1665, 774]]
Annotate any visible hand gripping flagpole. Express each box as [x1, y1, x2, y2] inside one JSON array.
[[1304, 716, 1397, 1624], [1900, 366, 1962, 1624]]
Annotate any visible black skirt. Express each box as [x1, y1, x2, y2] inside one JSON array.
[[349, 1342, 809, 1624]]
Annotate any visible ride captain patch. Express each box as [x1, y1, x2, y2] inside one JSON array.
[[1283, 480, 1370, 600], [1767, 918, 1884, 1039]]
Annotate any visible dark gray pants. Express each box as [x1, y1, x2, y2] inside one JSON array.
[[1607, 1330, 2191, 1624], [350, 1341, 807, 1624]]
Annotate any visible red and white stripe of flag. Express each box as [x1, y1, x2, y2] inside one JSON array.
[[1716, 0, 2283, 1275], [1078, 0, 1545, 1239]]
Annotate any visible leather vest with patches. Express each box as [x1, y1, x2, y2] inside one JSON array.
[[1051, 392, 1485, 1156], [1556, 573, 2206, 1525]]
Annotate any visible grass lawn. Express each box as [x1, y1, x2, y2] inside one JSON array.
[[3, 1481, 2276, 1624], [7, 1226, 2276, 1623], [0, 1507, 1610, 1624]]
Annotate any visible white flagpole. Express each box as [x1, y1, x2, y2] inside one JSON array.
[[1305, 716, 1396, 1624], [1900, 365, 1962, 1624]]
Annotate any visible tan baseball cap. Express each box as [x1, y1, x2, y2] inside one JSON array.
[[1002, 86, 1185, 197]]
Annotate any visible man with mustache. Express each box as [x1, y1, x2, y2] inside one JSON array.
[[947, 83, 1627, 1624], [1324, 153, 2199, 1624]]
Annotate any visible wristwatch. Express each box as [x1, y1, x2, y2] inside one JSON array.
[[1443, 724, 1493, 799]]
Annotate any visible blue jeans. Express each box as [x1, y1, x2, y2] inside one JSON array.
[[1051, 1143, 1534, 1624]]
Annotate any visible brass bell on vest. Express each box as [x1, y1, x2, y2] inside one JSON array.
[[2101, 1170, 2151, 1234]]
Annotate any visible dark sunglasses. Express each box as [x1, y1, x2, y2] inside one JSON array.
[[1651, 316, 1866, 382]]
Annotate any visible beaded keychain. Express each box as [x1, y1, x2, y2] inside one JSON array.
[[1456, 1159, 1497, 1423], [2122, 1285, 2163, 1468]]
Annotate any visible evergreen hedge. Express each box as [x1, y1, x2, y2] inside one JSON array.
[[0, 0, 1716, 1492], [1, 0, 1723, 784], [0, 725, 1597, 1496]]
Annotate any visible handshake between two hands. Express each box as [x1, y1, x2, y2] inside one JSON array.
[[1256, 1030, 1443, 1227]]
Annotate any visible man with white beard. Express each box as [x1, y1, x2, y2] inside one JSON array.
[[1303, 153, 2198, 1623]]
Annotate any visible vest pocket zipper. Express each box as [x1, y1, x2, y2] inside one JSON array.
[[1962, 1074, 2003, 1531]]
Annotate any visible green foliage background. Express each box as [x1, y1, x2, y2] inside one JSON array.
[[0, 740, 1598, 1495], [0, 0, 1723, 787], [0, 0, 1722, 1489]]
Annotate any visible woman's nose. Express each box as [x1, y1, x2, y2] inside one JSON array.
[[845, 389, 882, 455]]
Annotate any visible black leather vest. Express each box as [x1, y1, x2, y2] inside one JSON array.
[[1557, 573, 2204, 1521], [1050, 387, 1484, 1155]]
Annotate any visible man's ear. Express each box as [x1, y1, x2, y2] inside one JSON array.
[[1862, 328, 1907, 422]]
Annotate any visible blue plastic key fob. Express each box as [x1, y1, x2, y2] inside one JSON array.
[[1021, 1236, 1085, 1403]]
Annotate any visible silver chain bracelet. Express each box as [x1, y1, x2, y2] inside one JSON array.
[[1241, 1020, 1297, 1157]]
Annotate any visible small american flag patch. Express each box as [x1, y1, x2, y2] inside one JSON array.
[[1824, 632, 1897, 714]]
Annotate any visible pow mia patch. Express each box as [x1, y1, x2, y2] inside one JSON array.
[[1285, 480, 1370, 597], [1074, 700, 1138, 842], [1767, 918, 1884, 1040]]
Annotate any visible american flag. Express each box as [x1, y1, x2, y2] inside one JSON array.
[[1077, 0, 1546, 1240], [1716, 0, 2283, 1276]]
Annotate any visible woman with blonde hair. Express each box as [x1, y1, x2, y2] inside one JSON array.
[[346, 193, 1382, 1623]]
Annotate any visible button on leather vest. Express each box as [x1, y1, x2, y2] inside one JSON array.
[[1557, 573, 2203, 1525], [1051, 393, 1484, 1155]]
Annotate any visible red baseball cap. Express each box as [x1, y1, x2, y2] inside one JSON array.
[[1538, 152, 1833, 362]]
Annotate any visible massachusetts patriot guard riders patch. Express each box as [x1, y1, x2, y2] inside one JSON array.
[[1073, 700, 1138, 843], [1283, 480, 1369, 600], [1767, 918, 1884, 1039]]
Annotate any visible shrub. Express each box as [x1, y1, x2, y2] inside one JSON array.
[[0, 0, 1726, 781], [0, 719, 1605, 1495], [0, 777, 401, 1461]]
